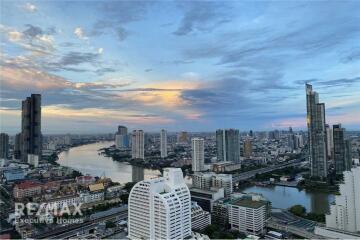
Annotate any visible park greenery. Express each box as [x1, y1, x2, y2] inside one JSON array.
[[289, 205, 325, 223]]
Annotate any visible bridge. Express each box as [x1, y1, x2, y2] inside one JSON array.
[[232, 158, 306, 183]]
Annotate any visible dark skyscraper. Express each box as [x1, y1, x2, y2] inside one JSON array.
[[333, 124, 352, 174], [14, 133, 22, 159], [216, 129, 240, 163], [117, 125, 128, 135], [21, 94, 42, 162], [306, 84, 327, 178], [0, 133, 9, 159]]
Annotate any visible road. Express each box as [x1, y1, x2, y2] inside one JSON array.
[[35, 208, 128, 239], [232, 158, 306, 183]]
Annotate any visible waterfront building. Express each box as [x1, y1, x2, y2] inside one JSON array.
[[128, 168, 191, 239], [160, 129, 167, 158], [212, 161, 241, 173], [326, 167, 360, 233], [333, 124, 352, 174], [117, 125, 128, 135], [0, 133, 9, 159], [191, 201, 211, 231], [228, 195, 269, 235], [115, 134, 129, 149], [13, 180, 42, 199], [243, 138, 252, 158], [132, 165, 144, 182], [192, 172, 233, 197], [131, 130, 144, 159], [64, 134, 72, 146], [190, 187, 224, 212], [192, 138, 204, 172], [21, 94, 42, 162], [216, 129, 240, 163], [325, 124, 334, 159], [306, 84, 327, 178]]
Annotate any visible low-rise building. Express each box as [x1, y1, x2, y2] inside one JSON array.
[[190, 187, 224, 212], [212, 162, 241, 173], [191, 202, 211, 231], [14, 181, 42, 199]]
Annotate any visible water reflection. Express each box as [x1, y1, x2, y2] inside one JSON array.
[[240, 185, 334, 214], [58, 141, 160, 184]]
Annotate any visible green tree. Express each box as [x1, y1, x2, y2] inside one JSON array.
[[289, 204, 306, 216]]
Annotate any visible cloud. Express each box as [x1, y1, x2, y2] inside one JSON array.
[[74, 27, 88, 39], [23, 3, 37, 12], [97, 48, 104, 54], [174, 2, 230, 36]]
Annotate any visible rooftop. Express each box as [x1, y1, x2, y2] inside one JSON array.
[[230, 198, 267, 209], [15, 180, 42, 189]]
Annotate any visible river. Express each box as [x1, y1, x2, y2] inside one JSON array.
[[57, 141, 161, 184], [240, 185, 335, 214]]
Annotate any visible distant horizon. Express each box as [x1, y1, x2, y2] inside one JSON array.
[[1, 1, 359, 133]]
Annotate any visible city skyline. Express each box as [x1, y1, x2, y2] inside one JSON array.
[[1, 1, 360, 134]]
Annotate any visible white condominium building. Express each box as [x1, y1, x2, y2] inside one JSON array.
[[131, 130, 144, 159], [160, 129, 168, 158], [229, 196, 268, 235], [192, 172, 233, 197], [128, 168, 191, 239], [326, 167, 360, 232], [212, 174, 233, 197], [192, 138, 204, 172]]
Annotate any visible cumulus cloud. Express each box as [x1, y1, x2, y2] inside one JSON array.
[[74, 27, 88, 39], [23, 3, 37, 12]]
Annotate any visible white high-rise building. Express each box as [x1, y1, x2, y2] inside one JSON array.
[[128, 168, 191, 239], [326, 167, 360, 233], [192, 138, 204, 172], [131, 130, 144, 159], [160, 129, 167, 158], [191, 201, 211, 231], [212, 174, 233, 197]]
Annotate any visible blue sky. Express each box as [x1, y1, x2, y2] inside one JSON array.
[[0, 0, 359, 134]]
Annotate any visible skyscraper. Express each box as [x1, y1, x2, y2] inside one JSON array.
[[14, 133, 22, 159], [128, 168, 191, 239], [131, 130, 144, 159], [117, 125, 128, 135], [0, 133, 9, 159], [192, 138, 204, 172], [216, 129, 240, 163], [21, 94, 42, 162], [243, 138, 252, 158], [178, 131, 188, 144], [333, 124, 352, 174], [325, 124, 334, 160], [160, 129, 167, 158], [326, 167, 360, 232], [306, 84, 327, 178], [115, 125, 129, 149]]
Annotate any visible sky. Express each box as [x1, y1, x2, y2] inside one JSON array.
[[0, 0, 360, 134]]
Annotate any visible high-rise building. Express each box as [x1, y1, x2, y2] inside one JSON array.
[[14, 133, 22, 159], [0, 133, 9, 159], [128, 168, 191, 239], [192, 138, 204, 172], [326, 167, 360, 233], [160, 129, 167, 158], [333, 124, 352, 174], [131, 130, 144, 159], [243, 138, 252, 158], [306, 84, 327, 178], [178, 131, 188, 144], [117, 125, 128, 135], [212, 174, 233, 197], [325, 124, 334, 159], [216, 129, 240, 163], [131, 165, 144, 182], [21, 94, 42, 162]]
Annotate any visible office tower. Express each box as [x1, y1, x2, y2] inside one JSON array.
[[160, 129, 167, 158], [128, 168, 191, 239], [243, 138, 252, 158], [192, 138, 204, 172], [289, 126, 293, 133], [333, 124, 351, 174], [345, 139, 352, 169], [131, 130, 144, 159], [131, 165, 144, 182], [325, 124, 334, 159], [192, 172, 215, 190], [249, 130, 253, 137], [191, 202, 211, 231], [178, 131, 188, 144], [64, 134, 72, 146], [14, 133, 22, 159], [216, 129, 240, 163], [287, 133, 297, 151], [117, 125, 128, 135], [326, 167, 360, 232], [0, 133, 9, 159], [306, 84, 327, 178], [21, 94, 42, 162]]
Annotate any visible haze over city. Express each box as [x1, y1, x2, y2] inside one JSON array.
[[1, 1, 360, 134]]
